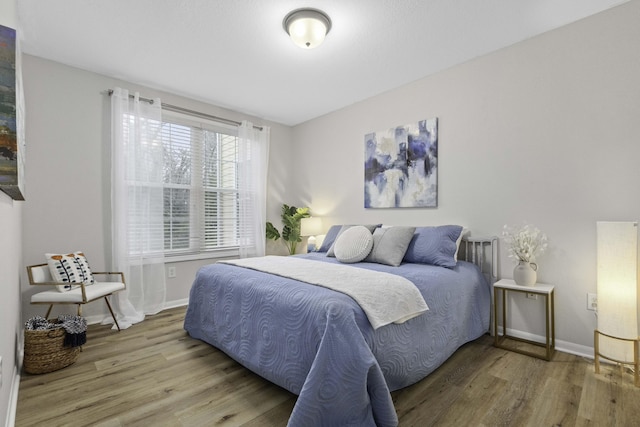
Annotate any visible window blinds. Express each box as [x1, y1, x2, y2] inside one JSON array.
[[160, 115, 241, 254]]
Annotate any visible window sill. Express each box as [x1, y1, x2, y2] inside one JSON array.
[[165, 248, 240, 263]]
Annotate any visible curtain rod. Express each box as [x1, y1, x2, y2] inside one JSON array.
[[106, 89, 263, 131]]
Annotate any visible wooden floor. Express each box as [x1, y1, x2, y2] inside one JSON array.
[[16, 307, 640, 427]]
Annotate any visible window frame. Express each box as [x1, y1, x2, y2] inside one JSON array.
[[160, 111, 242, 261]]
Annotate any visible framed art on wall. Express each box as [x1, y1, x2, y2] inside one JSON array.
[[364, 118, 437, 208], [0, 24, 24, 200]]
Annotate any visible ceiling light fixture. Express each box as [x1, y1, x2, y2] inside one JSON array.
[[283, 8, 332, 49]]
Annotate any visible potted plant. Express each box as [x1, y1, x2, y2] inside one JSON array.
[[266, 204, 310, 255]]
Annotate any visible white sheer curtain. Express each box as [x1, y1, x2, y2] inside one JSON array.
[[110, 87, 167, 329], [238, 121, 270, 258]]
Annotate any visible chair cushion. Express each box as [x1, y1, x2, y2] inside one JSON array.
[[46, 252, 95, 292], [31, 282, 125, 303]]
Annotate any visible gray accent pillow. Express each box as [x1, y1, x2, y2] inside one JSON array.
[[333, 226, 374, 263], [365, 226, 416, 267]]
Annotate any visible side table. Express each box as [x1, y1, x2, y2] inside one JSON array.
[[493, 279, 555, 361]]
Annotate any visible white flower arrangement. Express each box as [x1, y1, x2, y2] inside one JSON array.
[[502, 223, 548, 263]]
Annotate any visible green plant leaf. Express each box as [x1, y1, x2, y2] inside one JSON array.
[[267, 204, 312, 254], [265, 222, 281, 240]]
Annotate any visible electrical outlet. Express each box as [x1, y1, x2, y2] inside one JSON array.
[[587, 293, 597, 311], [167, 266, 176, 278], [526, 293, 538, 300]]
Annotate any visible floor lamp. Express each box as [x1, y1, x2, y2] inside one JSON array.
[[594, 221, 640, 386]]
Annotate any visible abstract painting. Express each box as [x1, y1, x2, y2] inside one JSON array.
[[0, 24, 23, 200], [365, 118, 438, 208]]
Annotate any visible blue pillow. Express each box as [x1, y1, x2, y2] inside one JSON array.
[[317, 225, 342, 252], [403, 225, 464, 268]]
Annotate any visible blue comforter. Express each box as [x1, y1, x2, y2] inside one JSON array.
[[184, 253, 490, 426]]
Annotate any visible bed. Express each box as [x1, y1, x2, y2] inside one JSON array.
[[184, 225, 497, 426]]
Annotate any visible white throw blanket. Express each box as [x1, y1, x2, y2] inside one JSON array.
[[221, 256, 429, 329]]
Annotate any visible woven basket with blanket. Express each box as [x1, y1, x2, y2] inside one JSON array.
[[23, 315, 87, 374]]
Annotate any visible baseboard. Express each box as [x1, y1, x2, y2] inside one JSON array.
[[83, 298, 189, 326], [5, 365, 20, 427], [163, 298, 189, 310], [502, 327, 595, 359], [555, 339, 594, 359]]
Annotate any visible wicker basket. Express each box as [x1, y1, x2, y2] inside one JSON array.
[[23, 322, 80, 374]]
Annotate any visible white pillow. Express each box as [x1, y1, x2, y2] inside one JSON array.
[[333, 226, 374, 263], [46, 251, 95, 292], [326, 224, 380, 257]]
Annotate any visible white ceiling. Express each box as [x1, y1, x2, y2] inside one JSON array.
[[17, 0, 627, 126]]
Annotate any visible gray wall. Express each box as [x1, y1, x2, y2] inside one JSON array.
[[0, 197, 20, 427], [0, 193, 21, 424], [20, 55, 294, 322], [290, 1, 640, 355], [0, 0, 22, 423]]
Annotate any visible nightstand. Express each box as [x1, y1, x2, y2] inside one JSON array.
[[493, 279, 555, 361]]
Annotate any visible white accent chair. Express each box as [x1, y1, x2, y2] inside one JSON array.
[[26, 264, 126, 331]]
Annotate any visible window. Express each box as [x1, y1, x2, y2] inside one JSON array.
[[161, 114, 241, 256]]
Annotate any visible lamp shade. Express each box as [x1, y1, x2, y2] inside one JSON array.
[[301, 217, 323, 236], [596, 221, 640, 363], [283, 8, 332, 49]]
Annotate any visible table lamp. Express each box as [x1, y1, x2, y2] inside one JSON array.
[[301, 217, 323, 252]]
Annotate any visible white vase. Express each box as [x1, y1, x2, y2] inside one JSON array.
[[513, 261, 537, 286]]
